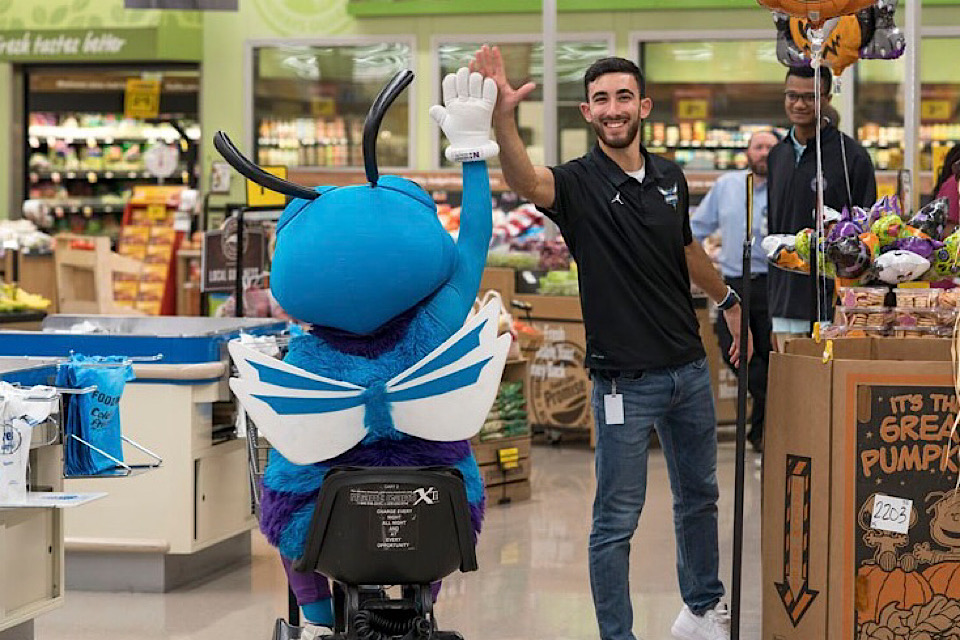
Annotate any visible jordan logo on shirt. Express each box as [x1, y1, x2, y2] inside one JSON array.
[[611, 192, 624, 206]]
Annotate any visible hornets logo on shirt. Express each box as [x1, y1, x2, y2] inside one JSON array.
[[658, 183, 679, 209]]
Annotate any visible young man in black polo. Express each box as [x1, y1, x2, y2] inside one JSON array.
[[471, 47, 752, 640]]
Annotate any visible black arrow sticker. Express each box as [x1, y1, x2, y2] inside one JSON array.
[[775, 454, 819, 627]]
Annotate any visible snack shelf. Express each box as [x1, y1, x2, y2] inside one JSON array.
[[30, 170, 188, 183]]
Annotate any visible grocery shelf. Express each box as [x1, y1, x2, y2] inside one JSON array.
[[29, 169, 188, 183], [31, 199, 125, 215], [28, 124, 201, 142]]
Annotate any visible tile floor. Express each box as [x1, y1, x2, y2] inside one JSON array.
[[35, 441, 762, 640]]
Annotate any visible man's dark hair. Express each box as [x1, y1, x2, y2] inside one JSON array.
[[785, 65, 832, 95], [584, 57, 645, 100]]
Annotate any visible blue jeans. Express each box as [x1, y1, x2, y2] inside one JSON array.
[[589, 357, 725, 640]]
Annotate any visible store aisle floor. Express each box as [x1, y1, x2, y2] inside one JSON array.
[[36, 442, 762, 640]]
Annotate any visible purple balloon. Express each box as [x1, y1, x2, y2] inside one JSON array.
[[890, 236, 944, 261], [828, 220, 862, 243]]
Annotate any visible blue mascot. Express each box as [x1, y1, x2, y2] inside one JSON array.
[[215, 67, 507, 633]]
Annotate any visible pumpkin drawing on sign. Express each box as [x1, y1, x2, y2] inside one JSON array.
[[855, 565, 934, 624]]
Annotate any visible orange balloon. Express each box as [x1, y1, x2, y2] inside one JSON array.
[[758, 0, 876, 25], [789, 14, 863, 75]]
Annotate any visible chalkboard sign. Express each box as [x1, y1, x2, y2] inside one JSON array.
[[854, 384, 960, 638]]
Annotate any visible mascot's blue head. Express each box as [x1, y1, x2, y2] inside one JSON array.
[[213, 71, 456, 335]]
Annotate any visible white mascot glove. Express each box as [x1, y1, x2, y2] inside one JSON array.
[[429, 67, 499, 163]]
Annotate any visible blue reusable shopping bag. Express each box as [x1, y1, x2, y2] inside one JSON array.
[[57, 355, 135, 476]]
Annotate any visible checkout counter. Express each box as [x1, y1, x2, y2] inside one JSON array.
[[0, 359, 65, 640], [0, 316, 285, 594]]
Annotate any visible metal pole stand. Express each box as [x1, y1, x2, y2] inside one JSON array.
[[730, 172, 755, 640]]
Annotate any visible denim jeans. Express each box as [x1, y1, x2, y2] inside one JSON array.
[[589, 357, 725, 640]]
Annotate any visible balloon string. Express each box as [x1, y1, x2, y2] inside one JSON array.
[[813, 34, 826, 331]]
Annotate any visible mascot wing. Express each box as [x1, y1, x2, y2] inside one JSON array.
[[228, 341, 367, 464], [386, 300, 512, 442]]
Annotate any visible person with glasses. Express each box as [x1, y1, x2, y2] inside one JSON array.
[[767, 65, 877, 350]]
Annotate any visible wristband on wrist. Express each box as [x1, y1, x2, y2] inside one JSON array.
[[717, 286, 741, 311]]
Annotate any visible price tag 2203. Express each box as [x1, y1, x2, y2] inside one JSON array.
[[870, 494, 913, 535]]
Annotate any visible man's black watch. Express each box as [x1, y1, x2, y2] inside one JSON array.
[[717, 286, 741, 311]]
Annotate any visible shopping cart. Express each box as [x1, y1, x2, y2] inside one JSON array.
[[231, 334, 304, 636]]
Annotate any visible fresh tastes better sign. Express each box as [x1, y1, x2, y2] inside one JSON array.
[[0, 30, 135, 60]]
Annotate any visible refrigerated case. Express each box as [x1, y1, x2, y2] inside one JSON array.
[[435, 38, 613, 168], [251, 40, 413, 170], [855, 38, 960, 180], [23, 65, 200, 240], [638, 38, 787, 175]]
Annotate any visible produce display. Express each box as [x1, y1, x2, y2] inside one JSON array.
[[478, 381, 528, 442], [538, 267, 579, 297], [0, 220, 53, 253], [0, 283, 51, 313], [490, 204, 544, 249]]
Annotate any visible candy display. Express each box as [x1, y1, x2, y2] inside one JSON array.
[[833, 285, 959, 338]]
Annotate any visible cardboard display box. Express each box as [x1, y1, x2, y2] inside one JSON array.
[[764, 338, 960, 640], [480, 267, 515, 303], [472, 435, 532, 466]]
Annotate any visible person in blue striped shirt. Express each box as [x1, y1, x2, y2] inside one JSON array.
[[691, 130, 778, 452]]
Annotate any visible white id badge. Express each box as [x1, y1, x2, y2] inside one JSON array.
[[604, 379, 624, 425]]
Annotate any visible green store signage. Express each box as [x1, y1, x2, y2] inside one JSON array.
[[0, 29, 148, 60], [0, 0, 202, 62], [346, 0, 960, 16]]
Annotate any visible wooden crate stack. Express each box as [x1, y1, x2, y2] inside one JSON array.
[[471, 358, 532, 504]]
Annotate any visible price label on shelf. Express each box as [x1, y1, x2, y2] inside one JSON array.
[[124, 79, 161, 119], [146, 204, 168, 222], [675, 98, 709, 121], [246, 166, 288, 207], [921, 99, 952, 122], [870, 494, 912, 535]]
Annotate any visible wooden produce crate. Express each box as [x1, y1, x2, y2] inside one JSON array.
[[54, 234, 144, 315]]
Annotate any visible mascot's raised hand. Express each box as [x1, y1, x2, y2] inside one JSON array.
[[430, 67, 499, 163], [214, 67, 506, 630]]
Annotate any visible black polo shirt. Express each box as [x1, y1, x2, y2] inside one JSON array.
[[538, 144, 705, 371]]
